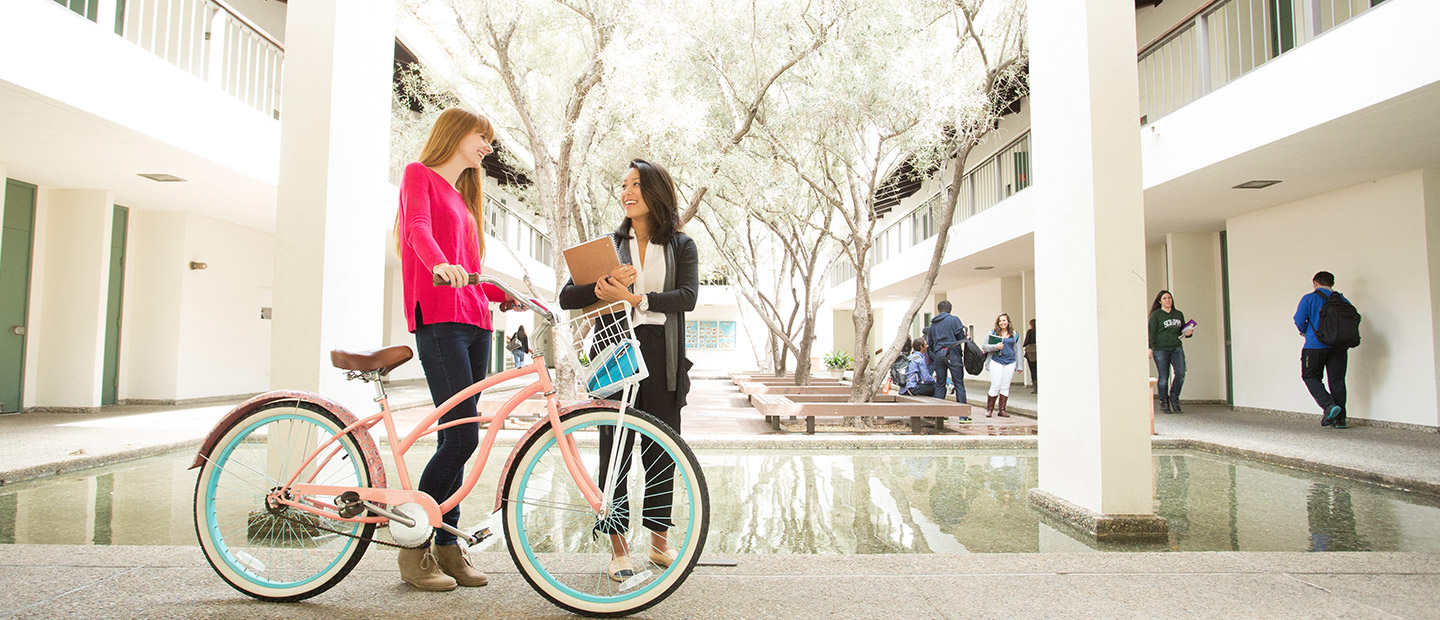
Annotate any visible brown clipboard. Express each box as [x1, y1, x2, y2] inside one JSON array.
[[563, 236, 621, 286], [562, 236, 622, 313]]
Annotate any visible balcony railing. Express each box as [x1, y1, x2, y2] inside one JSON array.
[[485, 197, 554, 269], [1139, 0, 1383, 124], [49, 0, 283, 119], [828, 131, 1033, 288]]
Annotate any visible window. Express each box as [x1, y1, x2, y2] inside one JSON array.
[[685, 321, 737, 349]]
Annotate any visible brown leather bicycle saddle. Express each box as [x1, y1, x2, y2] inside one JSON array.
[[330, 345, 413, 376]]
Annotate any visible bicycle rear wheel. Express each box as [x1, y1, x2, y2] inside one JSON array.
[[503, 406, 709, 617], [193, 401, 375, 601]]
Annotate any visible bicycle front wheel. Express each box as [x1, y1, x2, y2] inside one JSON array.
[[193, 400, 375, 601], [503, 406, 709, 617]]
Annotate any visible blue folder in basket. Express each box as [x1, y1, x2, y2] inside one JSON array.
[[585, 338, 648, 397]]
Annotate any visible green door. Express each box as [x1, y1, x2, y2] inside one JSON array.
[[1, 180, 38, 414], [102, 206, 129, 405]]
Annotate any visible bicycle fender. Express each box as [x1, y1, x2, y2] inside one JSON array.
[[188, 390, 388, 490], [494, 399, 622, 513]]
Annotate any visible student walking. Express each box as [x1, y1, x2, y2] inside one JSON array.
[[1148, 290, 1193, 413], [902, 338, 939, 397], [1023, 319, 1037, 393], [395, 107, 519, 591], [1294, 271, 1357, 429], [507, 325, 529, 368], [981, 313, 1020, 417], [559, 159, 698, 583]]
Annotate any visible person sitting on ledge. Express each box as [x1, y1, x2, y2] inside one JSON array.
[[903, 337, 939, 398]]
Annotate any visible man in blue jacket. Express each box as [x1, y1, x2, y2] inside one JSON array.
[[925, 301, 968, 406], [1294, 271, 1348, 429], [903, 338, 938, 397]]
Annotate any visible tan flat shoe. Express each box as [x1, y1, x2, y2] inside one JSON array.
[[648, 547, 678, 568], [608, 555, 635, 583]]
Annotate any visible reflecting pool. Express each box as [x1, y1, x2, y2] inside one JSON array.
[[3, 449, 1438, 553]]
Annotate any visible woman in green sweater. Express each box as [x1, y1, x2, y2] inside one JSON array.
[[1148, 290, 1194, 413]]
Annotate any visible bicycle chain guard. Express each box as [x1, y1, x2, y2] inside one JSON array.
[[387, 502, 433, 548]]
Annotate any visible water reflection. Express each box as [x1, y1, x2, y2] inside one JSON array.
[[1308, 483, 1367, 552], [2, 450, 1438, 553]]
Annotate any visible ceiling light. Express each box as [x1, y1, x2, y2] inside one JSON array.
[[139, 173, 187, 183], [1232, 179, 1280, 189], [974, 266, 994, 271]]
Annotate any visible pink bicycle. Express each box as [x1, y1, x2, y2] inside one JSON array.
[[189, 275, 709, 617]]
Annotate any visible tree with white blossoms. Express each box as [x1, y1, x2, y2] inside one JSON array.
[[759, 0, 1027, 409], [403, 0, 838, 395], [691, 161, 840, 384]]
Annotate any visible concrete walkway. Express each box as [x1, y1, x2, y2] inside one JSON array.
[[2, 545, 1438, 619]]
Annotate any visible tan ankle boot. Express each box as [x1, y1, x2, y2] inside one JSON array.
[[398, 546, 457, 591], [433, 543, 489, 587]]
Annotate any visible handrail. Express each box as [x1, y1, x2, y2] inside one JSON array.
[[211, 0, 282, 51], [875, 129, 1032, 240], [829, 129, 1033, 288], [1137, 0, 1226, 58]]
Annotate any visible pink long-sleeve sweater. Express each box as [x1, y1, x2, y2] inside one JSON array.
[[399, 162, 508, 333]]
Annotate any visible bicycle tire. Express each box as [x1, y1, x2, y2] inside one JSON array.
[[502, 406, 709, 617], [193, 400, 375, 601]]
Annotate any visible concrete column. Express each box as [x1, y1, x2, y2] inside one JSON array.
[[35, 189, 114, 411], [1028, 0, 1165, 539], [1145, 242, 1169, 294], [270, 0, 394, 410], [1424, 167, 1440, 428], [1165, 232, 1226, 402]]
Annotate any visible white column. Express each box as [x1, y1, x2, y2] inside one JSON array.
[[36, 189, 114, 410], [1030, 0, 1162, 527], [1424, 167, 1440, 428], [1165, 232, 1226, 402], [270, 0, 394, 410]]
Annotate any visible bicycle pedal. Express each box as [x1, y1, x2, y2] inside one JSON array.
[[466, 527, 493, 547]]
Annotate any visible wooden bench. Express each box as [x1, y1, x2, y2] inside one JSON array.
[[751, 393, 972, 435]]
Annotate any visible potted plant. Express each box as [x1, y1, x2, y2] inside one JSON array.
[[821, 351, 853, 379]]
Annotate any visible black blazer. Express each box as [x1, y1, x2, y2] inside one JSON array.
[[559, 232, 699, 395]]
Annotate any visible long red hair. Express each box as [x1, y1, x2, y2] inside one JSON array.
[[395, 107, 495, 261]]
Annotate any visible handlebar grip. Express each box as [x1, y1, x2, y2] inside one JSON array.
[[432, 272, 555, 323], [433, 272, 480, 286]]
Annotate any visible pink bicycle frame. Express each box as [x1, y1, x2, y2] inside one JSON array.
[[274, 352, 607, 527]]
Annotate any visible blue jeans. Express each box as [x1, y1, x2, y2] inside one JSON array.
[[931, 346, 967, 405], [414, 321, 492, 545], [512, 350, 524, 368], [1153, 348, 1186, 404]]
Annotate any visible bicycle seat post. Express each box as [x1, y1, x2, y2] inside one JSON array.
[[370, 372, 387, 402]]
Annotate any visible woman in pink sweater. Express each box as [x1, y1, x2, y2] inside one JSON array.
[[394, 107, 515, 592]]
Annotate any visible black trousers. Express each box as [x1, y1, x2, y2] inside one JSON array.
[[1301, 347, 1348, 413], [595, 325, 681, 534], [905, 382, 939, 397]]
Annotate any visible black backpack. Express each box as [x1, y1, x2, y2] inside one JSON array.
[[1315, 291, 1361, 348], [962, 339, 985, 376], [889, 356, 909, 391]]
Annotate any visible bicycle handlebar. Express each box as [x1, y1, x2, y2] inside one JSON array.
[[433, 272, 556, 324]]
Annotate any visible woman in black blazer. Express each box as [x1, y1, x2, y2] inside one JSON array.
[[559, 159, 698, 583]]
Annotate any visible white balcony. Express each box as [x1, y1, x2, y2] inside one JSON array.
[[0, 0, 281, 231]]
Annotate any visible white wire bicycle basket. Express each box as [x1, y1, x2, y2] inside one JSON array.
[[568, 301, 649, 398]]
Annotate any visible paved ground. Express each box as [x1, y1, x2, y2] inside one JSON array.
[[2, 374, 1439, 618], [1, 545, 1437, 619]]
